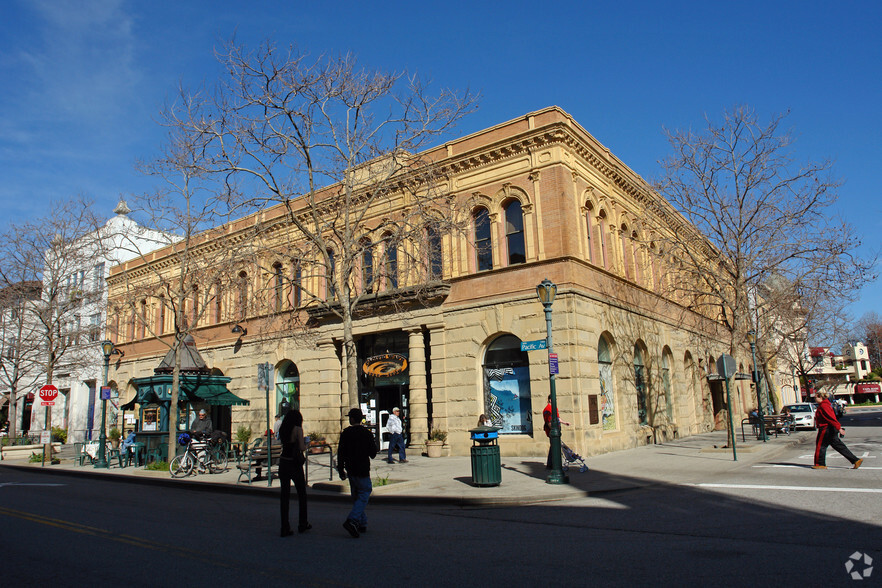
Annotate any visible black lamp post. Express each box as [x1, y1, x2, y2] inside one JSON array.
[[747, 330, 766, 442], [94, 340, 118, 468], [537, 278, 568, 485]]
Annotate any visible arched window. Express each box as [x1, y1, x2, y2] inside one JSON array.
[[157, 295, 166, 334], [213, 282, 222, 323], [662, 347, 674, 421], [504, 200, 526, 265], [383, 233, 398, 291], [634, 344, 648, 425], [632, 231, 642, 285], [483, 334, 532, 435], [138, 299, 147, 339], [291, 261, 302, 307], [599, 335, 616, 431], [598, 210, 609, 270], [361, 239, 374, 294], [237, 271, 248, 319], [275, 361, 300, 411], [427, 225, 443, 279], [273, 262, 284, 312], [585, 204, 596, 264], [621, 224, 632, 279], [473, 207, 492, 272]]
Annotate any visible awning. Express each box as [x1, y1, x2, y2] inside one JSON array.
[[130, 373, 248, 407], [120, 396, 138, 411], [196, 389, 250, 406]]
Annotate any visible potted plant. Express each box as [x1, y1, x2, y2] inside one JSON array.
[[108, 427, 121, 449], [425, 429, 447, 458], [307, 432, 326, 453]]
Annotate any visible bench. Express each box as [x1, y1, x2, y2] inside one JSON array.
[[237, 443, 283, 484], [740, 414, 794, 442]]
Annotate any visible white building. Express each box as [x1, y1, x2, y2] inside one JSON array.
[[806, 342, 876, 404], [47, 200, 170, 443], [0, 281, 43, 438]]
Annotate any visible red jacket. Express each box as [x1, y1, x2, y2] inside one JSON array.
[[814, 398, 841, 432]]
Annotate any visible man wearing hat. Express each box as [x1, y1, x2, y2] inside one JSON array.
[[385, 407, 407, 464], [337, 408, 377, 538], [191, 408, 213, 439]]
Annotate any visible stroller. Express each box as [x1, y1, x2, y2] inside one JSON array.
[[561, 441, 589, 473]]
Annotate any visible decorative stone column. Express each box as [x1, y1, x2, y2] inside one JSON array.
[[407, 327, 428, 443]]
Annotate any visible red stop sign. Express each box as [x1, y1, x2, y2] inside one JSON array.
[[39, 384, 59, 405]]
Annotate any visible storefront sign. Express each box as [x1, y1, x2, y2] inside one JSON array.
[[363, 353, 408, 377], [855, 383, 881, 394]]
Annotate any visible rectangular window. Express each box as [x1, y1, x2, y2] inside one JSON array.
[[93, 262, 105, 293], [588, 395, 600, 425], [89, 314, 101, 342]]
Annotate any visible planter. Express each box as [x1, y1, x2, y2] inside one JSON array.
[[425, 440, 444, 458], [110, 439, 121, 450], [309, 444, 326, 454]]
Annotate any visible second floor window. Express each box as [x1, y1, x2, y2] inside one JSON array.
[[504, 200, 526, 265], [474, 208, 492, 272]]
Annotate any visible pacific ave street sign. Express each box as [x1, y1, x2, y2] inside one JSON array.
[[38, 384, 59, 406], [520, 339, 547, 351]]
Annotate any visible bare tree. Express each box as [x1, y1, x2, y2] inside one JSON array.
[[161, 39, 477, 410], [0, 281, 42, 438], [0, 198, 104, 437], [651, 106, 874, 394], [111, 114, 263, 460]]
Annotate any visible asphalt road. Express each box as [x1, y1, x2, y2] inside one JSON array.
[[2, 409, 880, 586]]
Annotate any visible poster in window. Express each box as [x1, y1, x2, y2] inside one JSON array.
[[485, 366, 532, 435]]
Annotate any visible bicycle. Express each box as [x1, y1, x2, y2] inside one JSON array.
[[170, 433, 228, 478]]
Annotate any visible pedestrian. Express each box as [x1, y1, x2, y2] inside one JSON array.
[[543, 395, 570, 469], [385, 407, 407, 463], [812, 390, 862, 470], [278, 409, 310, 537], [477, 414, 492, 427], [337, 407, 377, 538]]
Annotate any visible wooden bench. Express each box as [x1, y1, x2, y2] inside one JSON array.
[[237, 443, 283, 484]]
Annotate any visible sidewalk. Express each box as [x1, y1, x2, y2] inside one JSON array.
[[0, 429, 812, 507]]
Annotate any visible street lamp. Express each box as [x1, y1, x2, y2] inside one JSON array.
[[537, 278, 568, 485], [94, 340, 119, 468], [747, 330, 766, 442]]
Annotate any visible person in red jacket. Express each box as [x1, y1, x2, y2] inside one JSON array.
[[813, 390, 862, 470]]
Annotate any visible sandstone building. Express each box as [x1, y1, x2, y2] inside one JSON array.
[[107, 107, 751, 458]]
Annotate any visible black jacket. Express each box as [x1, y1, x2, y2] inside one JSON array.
[[337, 424, 377, 477]]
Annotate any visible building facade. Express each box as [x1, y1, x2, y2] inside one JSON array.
[[107, 108, 752, 457]]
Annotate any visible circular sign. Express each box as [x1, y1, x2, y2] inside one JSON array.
[[362, 353, 408, 377], [38, 384, 59, 405]]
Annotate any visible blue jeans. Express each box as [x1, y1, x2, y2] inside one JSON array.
[[387, 433, 406, 461], [347, 476, 372, 526]]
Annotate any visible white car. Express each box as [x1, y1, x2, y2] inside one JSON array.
[[783, 403, 816, 430]]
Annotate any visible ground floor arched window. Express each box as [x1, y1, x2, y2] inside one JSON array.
[[276, 361, 300, 412], [483, 334, 533, 435], [634, 344, 648, 425], [599, 335, 617, 431]]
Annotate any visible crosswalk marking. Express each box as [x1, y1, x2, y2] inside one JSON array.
[[695, 483, 882, 493]]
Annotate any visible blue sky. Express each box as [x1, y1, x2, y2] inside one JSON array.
[[1, 0, 879, 320]]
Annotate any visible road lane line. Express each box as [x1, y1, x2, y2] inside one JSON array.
[[695, 483, 882, 493], [753, 465, 882, 469]]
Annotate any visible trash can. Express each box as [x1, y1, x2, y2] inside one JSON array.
[[469, 426, 501, 486]]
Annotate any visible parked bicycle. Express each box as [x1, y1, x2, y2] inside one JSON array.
[[169, 432, 228, 477]]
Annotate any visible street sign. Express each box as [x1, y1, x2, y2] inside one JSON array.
[[100, 386, 112, 400], [549, 352, 559, 375], [520, 339, 547, 351], [40, 430, 51, 444], [716, 354, 736, 379], [38, 385, 59, 406]]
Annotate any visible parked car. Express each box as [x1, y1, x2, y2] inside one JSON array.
[[782, 403, 816, 430]]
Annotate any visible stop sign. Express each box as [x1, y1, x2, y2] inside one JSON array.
[[38, 384, 59, 406]]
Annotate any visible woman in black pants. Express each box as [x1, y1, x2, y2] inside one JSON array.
[[278, 409, 311, 536]]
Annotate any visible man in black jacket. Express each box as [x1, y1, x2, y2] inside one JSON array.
[[337, 408, 377, 538]]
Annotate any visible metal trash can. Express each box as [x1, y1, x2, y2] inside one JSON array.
[[469, 426, 501, 486]]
